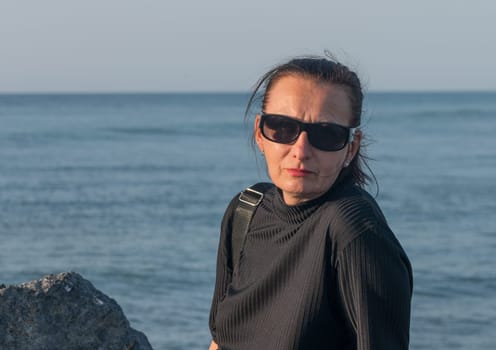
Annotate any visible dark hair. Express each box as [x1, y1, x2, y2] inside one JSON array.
[[244, 55, 374, 188]]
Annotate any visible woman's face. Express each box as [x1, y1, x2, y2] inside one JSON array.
[[255, 74, 361, 205]]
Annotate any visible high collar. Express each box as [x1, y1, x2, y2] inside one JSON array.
[[270, 186, 334, 225]]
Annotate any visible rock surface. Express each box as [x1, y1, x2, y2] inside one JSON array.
[[0, 272, 153, 350]]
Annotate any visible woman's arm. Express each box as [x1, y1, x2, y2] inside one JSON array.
[[337, 228, 413, 350], [209, 196, 238, 346], [209, 340, 218, 350]]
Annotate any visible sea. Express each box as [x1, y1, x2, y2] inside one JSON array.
[[1, 92, 495, 349]]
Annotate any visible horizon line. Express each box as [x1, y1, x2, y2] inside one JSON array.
[[1, 89, 496, 95]]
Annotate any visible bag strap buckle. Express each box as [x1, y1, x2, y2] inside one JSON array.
[[238, 187, 264, 207]]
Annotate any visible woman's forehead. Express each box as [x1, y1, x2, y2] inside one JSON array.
[[264, 75, 353, 124]]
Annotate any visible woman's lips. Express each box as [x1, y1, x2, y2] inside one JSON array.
[[286, 168, 314, 177]]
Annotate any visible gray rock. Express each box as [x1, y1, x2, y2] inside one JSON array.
[[0, 272, 153, 350]]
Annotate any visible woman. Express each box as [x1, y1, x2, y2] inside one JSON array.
[[209, 56, 412, 350]]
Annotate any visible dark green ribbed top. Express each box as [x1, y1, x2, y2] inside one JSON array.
[[209, 183, 412, 350]]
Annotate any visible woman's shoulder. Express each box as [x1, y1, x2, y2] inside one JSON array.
[[331, 185, 387, 223], [322, 183, 383, 215], [222, 182, 276, 218], [322, 185, 399, 252]]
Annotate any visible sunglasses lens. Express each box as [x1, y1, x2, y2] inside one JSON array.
[[307, 123, 348, 151], [262, 115, 300, 144]]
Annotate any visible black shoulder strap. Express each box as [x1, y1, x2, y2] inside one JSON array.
[[231, 182, 272, 272]]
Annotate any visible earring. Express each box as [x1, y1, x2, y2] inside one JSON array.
[[344, 160, 351, 167]]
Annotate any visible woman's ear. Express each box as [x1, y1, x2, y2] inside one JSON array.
[[347, 129, 362, 163], [254, 114, 264, 153]]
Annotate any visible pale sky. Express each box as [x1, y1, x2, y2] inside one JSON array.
[[1, 0, 495, 92]]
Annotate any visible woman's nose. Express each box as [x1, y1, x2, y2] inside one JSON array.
[[291, 131, 312, 159]]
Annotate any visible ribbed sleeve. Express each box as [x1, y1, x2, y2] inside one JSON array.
[[337, 230, 412, 350], [209, 195, 237, 341]]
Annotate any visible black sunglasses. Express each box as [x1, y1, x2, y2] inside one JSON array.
[[259, 114, 358, 152]]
